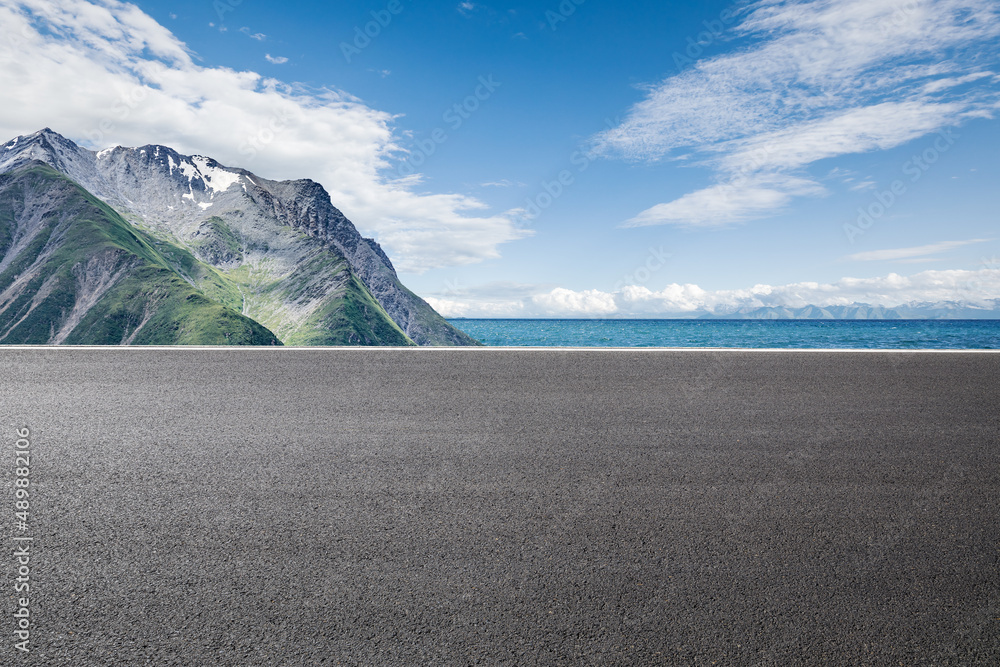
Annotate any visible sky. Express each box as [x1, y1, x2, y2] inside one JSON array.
[[0, 0, 999, 317]]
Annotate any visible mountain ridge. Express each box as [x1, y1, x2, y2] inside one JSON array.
[[0, 161, 281, 345], [0, 129, 478, 346]]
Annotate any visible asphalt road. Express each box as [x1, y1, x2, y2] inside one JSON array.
[[1, 348, 998, 665]]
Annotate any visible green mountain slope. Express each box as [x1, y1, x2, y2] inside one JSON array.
[[0, 163, 280, 345], [184, 216, 413, 346], [0, 130, 475, 346]]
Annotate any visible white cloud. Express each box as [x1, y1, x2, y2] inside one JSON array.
[[458, 2, 476, 16], [481, 179, 525, 188], [426, 269, 1000, 317], [0, 0, 528, 273], [594, 0, 1000, 227], [239, 27, 266, 41], [921, 71, 994, 93], [264, 54, 288, 64], [717, 101, 968, 174], [626, 175, 825, 227], [531, 288, 619, 316], [845, 238, 993, 261]]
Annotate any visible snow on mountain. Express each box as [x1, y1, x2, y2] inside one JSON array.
[[0, 129, 477, 346]]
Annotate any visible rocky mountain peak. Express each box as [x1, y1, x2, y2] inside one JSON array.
[[0, 128, 477, 345]]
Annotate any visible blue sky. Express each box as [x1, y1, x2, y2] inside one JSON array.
[[0, 0, 998, 316]]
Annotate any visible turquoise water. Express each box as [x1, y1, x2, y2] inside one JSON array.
[[448, 319, 1000, 349]]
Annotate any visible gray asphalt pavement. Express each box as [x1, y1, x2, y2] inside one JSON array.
[[1, 348, 998, 665]]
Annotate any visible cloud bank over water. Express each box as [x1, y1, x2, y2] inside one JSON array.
[[427, 268, 1000, 317]]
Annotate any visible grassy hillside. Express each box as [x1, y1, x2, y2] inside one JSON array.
[[0, 163, 279, 345], [285, 273, 413, 346], [183, 216, 417, 346]]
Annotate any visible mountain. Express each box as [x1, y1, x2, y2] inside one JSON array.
[[0, 129, 479, 346], [891, 301, 1000, 319], [0, 162, 279, 345], [700, 304, 903, 319], [696, 302, 1000, 320]]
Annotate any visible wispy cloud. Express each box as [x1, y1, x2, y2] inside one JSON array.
[[594, 0, 1000, 227], [264, 54, 288, 64], [239, 26, 266, 41], [845, 238, 993, 261], [427, 269, 1000, 317], [481, 179, 525, 188], [625, 174, 824, 227], [457, 2, 476, 16], [0, 0, 528, 273]]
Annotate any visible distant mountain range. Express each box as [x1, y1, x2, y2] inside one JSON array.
[[695, 302, 1000, 320], [0, 129, 478, 345]]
